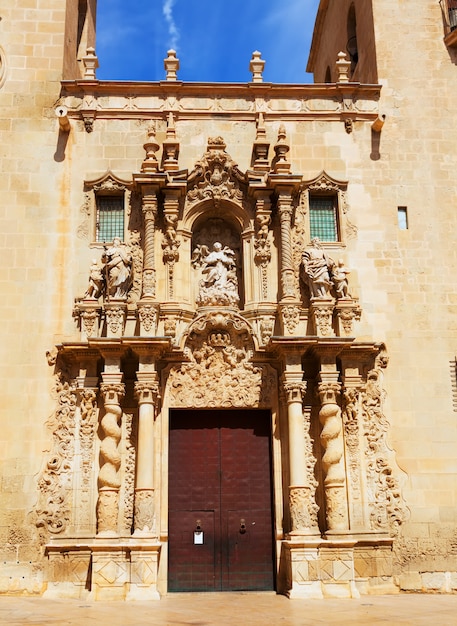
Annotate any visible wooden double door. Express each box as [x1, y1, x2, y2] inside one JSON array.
[[168, 409, 275, 592]]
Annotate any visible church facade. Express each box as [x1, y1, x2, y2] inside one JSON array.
[[1, 0, 457, 599]]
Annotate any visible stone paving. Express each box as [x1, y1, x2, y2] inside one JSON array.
[[0, 593, 457, 626]]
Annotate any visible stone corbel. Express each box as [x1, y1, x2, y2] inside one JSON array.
[[335, 300, 362, 337], [104, 301, 127, 338], [137, 301, 160, 336], [279, 302, 304, 336], [74, 301, 102, 340], [309, 299, 335, 337]]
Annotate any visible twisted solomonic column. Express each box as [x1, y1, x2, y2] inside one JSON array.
[[318, 381, 349, 532], [97, 381, 125, 535], [141, 193, 158, 298], [278, 197, 296, 299], [283, 376, 319, 535], [133, 378, 160, 535]]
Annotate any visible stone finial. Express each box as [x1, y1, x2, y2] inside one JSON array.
[[142, 123, 160, 172], [162, 112, 180, 171], [249, 51, 265, 83], [273, 124, 291, 174], [336, 51, 351, 83], [82, 47, 99, 80], [164, 49, 180, 81], [252, 112, 270, 171]]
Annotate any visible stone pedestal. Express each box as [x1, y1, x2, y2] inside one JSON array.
[[44, 548, 92, 599], [127, 545, 161, 600]]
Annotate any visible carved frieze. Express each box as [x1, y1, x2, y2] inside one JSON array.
[[167, 312, 275, 408]]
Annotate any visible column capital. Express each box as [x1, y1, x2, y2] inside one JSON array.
[[317, 381, 341, 405], [100, 381, 125, 404], [134, 380, 160, 405], [282, 377, 307, 404]]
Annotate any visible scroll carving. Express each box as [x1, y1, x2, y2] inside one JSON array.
[[35, 378, 77, 536]]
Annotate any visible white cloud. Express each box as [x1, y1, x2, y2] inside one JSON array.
[[163, 0, 180, 51]]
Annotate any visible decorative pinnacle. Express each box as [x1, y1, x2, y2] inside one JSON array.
[[273, 124, 291, 174], [164, 49, 180, 81], [336, 51, 351, 83], [82, 47, 99, 80], [142, 122, 160, 172], [249, 51, 265, 83]]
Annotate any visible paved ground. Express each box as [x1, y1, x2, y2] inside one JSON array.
[[0, 592, 457, 625]]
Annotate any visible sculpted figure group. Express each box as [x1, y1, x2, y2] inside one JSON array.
[[301, 237, 351, 300], [192, 241, 239, 307], [84, 237, 133, 301]]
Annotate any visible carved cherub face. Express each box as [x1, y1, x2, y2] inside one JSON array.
[[213, 242, 222, 251]]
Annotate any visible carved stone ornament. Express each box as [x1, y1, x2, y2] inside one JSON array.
[[186, 137, 245, 208], [259, 316, 275, 345], [134, 489, 155, 533], [80, 307, 99, 338], [77, 388, 98, 529], [122, 412, 136, 533], [167, 312, 276, 408], [342, 387, 362, 517], [280, 304, 300, 334], [289, 486, 319, 533], [335, 303, 362, 337], [105, 304, 126, 336], [305, 171, 348, 214], [35, 377, 77, 536], [137, 303, 158, 334], [310, 301, 335, 337], [361, 351, 407, 535]]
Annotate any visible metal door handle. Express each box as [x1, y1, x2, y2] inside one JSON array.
[[240, 518, 246, 534]]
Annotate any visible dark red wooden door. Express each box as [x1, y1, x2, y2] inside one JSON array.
[[168, 410, 274, 592]]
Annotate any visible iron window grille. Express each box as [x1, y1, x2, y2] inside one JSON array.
[[309, 195, 339, 242], [96, 195, 124, 242]]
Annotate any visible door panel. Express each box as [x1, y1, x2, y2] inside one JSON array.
[[168, 510, 216, 592], [168, 410, 274, 592]]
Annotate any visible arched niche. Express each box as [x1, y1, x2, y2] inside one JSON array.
[[190, 211, 245, 310]]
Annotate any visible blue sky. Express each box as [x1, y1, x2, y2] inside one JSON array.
[[95, 0, 320, 83]]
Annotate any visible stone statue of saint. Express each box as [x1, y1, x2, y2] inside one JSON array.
[[102, 237, 132, 299], [331, 259, 351, 299], [84, 258, 104, 300], [192, 241, 239, 307], [301, 237, 334, 299]]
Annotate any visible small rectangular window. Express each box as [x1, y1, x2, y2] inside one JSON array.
[[309, 195, 338, 241], [398, 206, 408, 230], [96, 196, 124, 242]]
